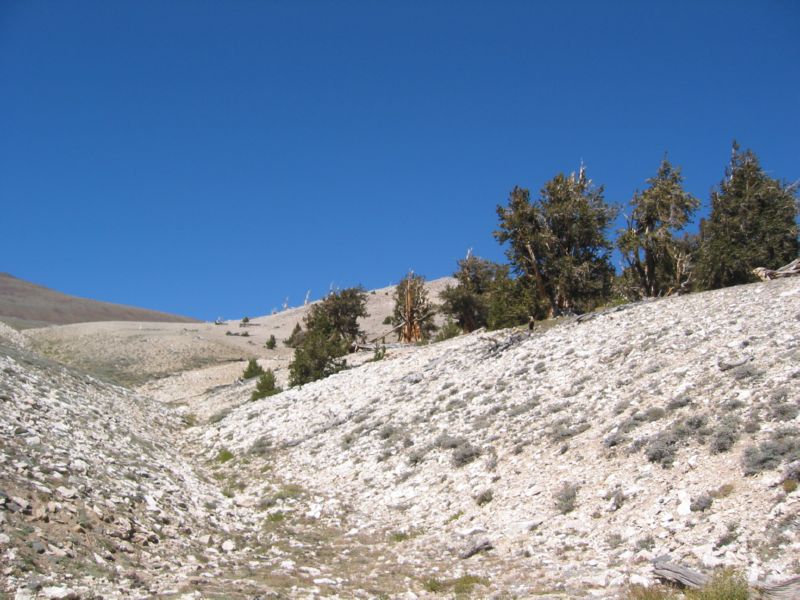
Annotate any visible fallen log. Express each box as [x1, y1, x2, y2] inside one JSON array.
[[653, 558, 800, 599], [753, 258, 800, 281], [652, 560, 708, 588]]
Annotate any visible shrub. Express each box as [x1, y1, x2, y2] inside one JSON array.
[[242, 359, 265, 379], [452, 442, 481, 467], [216, 448, 234, 463], [475, 489, 493, 506], [635, 535, 655, 551], [743, 427, 800, 474], [646, 432, 678, 467], [709, 483, 734, 499], [434, 319, 462, 342], [710, 416, 740, 454], [554, 482, 579, 514], [690, 494, 713, 512], [265, 335, 276, 350], [782, 479, 798, 493], [434, 433, 466, 449], [251, 370, 281, 401]]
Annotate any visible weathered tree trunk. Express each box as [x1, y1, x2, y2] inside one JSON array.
[[653, 559, 800, 599]]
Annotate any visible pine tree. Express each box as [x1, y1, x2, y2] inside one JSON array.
[[288, 287, 368, 386], [251, 369, 281, 400], [617, 157, 699, 298], [242, 358, 265, 379], [440, 255, 531, 331], [494, 167, 616, 318], [695, 143, 799, 290]]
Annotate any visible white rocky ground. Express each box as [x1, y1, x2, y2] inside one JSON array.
[[1, 278, 799, 599]]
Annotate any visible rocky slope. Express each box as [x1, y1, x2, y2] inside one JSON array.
[[1, 278, 798, 598]]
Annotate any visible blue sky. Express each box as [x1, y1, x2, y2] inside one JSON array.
[[1, 1, 798, 320]]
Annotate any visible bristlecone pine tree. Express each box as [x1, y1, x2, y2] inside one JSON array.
[[392, 272, 436, 342], [695, 142, 799, 290], [494, 166, 617, 318], [440, 254, 530, 331], [288, 287, 368, 386], [617, 157, 699, 298], [251, 369, 281, 400], [242, 358, 265, 379]]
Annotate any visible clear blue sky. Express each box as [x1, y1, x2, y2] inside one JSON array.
[[2, 1, 798, 320]]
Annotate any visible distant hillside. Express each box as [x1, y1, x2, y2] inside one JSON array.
[[0, 272, 198, 328]]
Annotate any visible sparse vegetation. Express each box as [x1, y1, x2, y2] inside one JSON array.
[[554, 482, 579, 514], [216, 448, 234, 463], [742, 427, 800, 475]]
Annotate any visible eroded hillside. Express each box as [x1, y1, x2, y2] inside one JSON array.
[[1, 278, 798, 599]]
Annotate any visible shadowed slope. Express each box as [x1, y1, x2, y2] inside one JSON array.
[[0, 272, 198, 328]]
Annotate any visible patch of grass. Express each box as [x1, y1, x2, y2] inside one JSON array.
[[453, 575, 489, 595], [389, 529, 421, 543], [685, 569, 748, 600], [274, 484, 304, 500], [216, 448, 234, 463], [445, 511, 464, 524], [709, 483, 734, 499], [422, 575, 489, 595], [208, 408, 232, 424], [626, 585, 677, 599]]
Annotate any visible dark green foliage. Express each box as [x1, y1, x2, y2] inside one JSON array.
[[433, 319, 461, 342], [288, 287, 368, 387], [265, 335, 276, 350], [392, 272, 436, 342], [618, 158, 699, 298], [441, 255, 500, 331], [242, 358, 265, 379], [695, 142, 799, 290], [494, 167, 617, 318], [283, 323, 305, 348], [251, 369, 281, 400]]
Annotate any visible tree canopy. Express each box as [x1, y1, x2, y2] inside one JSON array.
[[695, 143, 799, 290], [617, 157, 699, 298], [494, 167, 616, 318], [288, 287, 368, 386]]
